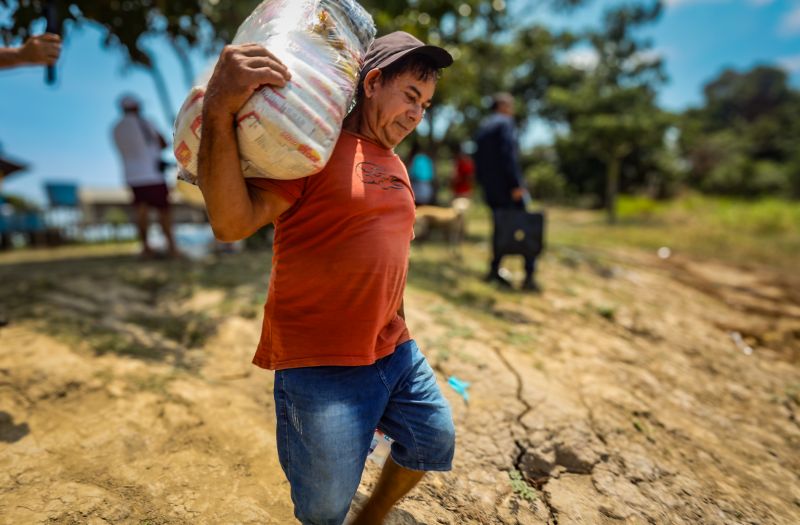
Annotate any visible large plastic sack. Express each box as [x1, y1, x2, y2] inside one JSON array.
[[173, 0, 376, 183]]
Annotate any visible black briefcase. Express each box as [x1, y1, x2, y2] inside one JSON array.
[[494, 209, 545, 258]]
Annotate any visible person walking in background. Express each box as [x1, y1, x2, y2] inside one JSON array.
[[112, 94, 179, 259], [450, 142, 474, 199], [407, 141, 435, 206], [0, 33, 61, 70], [473, 92, 539, 291], [197, 31, 455, 525]]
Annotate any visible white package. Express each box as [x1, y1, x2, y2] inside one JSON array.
[[173, 0, 376, 183]]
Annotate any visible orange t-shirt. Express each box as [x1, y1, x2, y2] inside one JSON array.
[[247, 130, 415, 370]]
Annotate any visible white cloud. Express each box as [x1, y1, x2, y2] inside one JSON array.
[[663, 0, 771, 8], [564, 48, 599, 71], [563, 47, 666, 71], [780, 5, 800, 35], [778, 54, 800, 73], [631, 49, 666, 67], [662, 0, 727, 8]]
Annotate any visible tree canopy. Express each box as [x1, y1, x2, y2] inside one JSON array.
[[1, 1, 256, 66], [3, 0, 796, 204], [679, 65, 800, 197]]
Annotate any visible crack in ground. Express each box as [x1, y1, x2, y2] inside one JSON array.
[[490, 343, 533, 429], [0, 381, 35, 407], [512, 441, 559, 524], [577, 388, 608, 446], [542, 487, 559, 525], [492, 343, 563, 524], [783, 399, 799, 429]]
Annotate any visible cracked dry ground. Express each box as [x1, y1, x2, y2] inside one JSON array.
[[1, 242, 799, 524]]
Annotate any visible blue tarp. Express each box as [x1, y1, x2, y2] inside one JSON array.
[[0, 211, 45, 234], [44, 182, 79, 207]]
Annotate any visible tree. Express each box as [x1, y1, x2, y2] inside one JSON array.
[[703, 66, 793, 127], [1, 0, 260, 121], [356, 1, 594, 159], [539, 1, 673, 222], [1, 1, 591, 142], [359, 0, 513, 154], [679, 65, 800, 197]]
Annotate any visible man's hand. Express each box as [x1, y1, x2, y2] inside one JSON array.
[[18, 33, 62, 66], [197, 44, 294, 242], [511, 187, 525, 202], [203, 44, 291, 119]]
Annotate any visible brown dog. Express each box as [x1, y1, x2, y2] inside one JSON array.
[[413, 198, 471, 253]]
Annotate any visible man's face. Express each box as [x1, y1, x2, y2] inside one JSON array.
[[497, 100, 514, 116], [364, 70, 436, 149]]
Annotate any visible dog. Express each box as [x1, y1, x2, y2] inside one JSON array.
[[413, 197, 471, 254]]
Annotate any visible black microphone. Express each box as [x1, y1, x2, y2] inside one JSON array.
[[44, 0, 61, 85]]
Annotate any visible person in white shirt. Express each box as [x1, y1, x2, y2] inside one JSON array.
[[112, 95, 179, 258]]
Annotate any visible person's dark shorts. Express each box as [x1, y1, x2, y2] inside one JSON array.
[[131, 183, 170, 209]]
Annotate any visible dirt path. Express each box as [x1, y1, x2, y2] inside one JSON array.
[[1, 242, 798, 524]]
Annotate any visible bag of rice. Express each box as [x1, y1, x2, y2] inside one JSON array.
[[173, 0, 375, 183]]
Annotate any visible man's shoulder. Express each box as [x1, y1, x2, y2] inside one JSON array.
[[142, 117, 158, 132], [477, 113, 512, 135], [112, 116, 133, 136], [493, 113, 515, 129], [330, 132, 400, 167]]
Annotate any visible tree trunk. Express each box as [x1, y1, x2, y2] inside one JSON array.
[[428, 105, 440, 154], [606, 155, 620, 225], [144, 51, 175, 125], [170, 39, 196, 90]]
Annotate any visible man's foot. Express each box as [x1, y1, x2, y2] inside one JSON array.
[[167, 249, 186, 260], [484, 271, 512, 288], [350, 457, 425, 525], [521, 279, 542, 293]]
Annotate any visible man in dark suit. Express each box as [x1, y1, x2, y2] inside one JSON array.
[[473, 92, 539, 291]]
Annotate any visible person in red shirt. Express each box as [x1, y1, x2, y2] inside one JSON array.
[[198, 32, 454, 525], [450, 142, 475, 198]]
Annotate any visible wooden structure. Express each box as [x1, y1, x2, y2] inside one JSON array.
[[79, 184, 207, 226]]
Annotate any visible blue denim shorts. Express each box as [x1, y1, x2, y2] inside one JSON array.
[[273, 339, 455, 525]]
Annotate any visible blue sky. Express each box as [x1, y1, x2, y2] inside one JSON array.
[[1, 0, 798, 204]]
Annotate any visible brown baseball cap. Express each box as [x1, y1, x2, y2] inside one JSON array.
[[360, 31, 453, 77]]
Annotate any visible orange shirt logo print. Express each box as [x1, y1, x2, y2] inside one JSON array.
[[357, 162, 405, 190]]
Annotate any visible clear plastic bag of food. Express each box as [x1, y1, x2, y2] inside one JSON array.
[[173, 0, 376, 183]]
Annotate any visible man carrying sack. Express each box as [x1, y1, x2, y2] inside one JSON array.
[[197, 32, 455, 525]]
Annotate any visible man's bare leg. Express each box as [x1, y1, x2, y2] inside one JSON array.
[[135, 203, 153, 257], [157, 207, 180, 257], [351, 457, 425, 525]]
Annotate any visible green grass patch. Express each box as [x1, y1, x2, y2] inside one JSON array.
[[506, 329, 536, 349], [126, 313, 215, 349], [550, 193, 800, 272], [508, 469, 538, 502], [617, 194, 667, 221], [595, 304, 617, 321]]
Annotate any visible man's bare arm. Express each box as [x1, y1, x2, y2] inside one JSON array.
[[0, 34, 61, 69], [198, 44, 292, 241]]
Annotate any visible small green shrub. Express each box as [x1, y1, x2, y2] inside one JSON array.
[[509, 469, 538, 501], [526, 163, 567, 201], [616, 195, 663, 220]]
